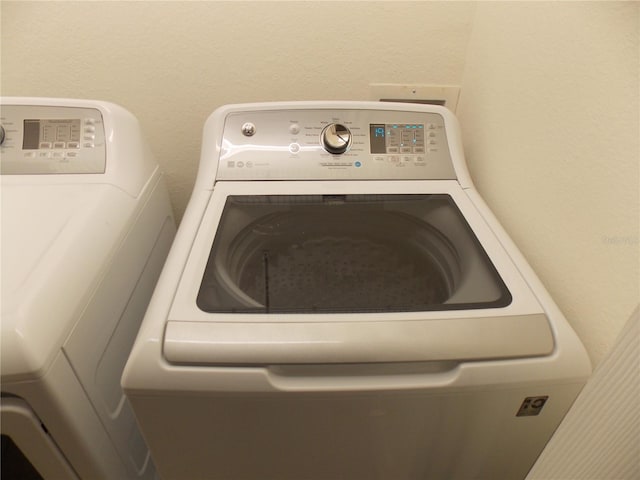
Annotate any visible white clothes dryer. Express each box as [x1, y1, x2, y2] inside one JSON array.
[[123, 102, 591, 480], [1, 98, 176, 479]]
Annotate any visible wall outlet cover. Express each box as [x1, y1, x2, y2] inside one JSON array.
[[369, 84, 460, 112]]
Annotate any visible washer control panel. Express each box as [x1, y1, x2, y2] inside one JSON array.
[[217, 108, 456, 180], [0, 105, 106, 174]]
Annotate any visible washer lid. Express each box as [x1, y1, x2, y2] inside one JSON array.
[[196, 194, 511, 314], [165, 181, 555, 365]]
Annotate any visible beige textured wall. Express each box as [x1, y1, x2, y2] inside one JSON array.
[[0, 0, 474, 218], [457, 2, 639, 366], [1, 2, 638, 367]]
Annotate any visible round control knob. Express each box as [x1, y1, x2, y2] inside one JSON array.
[[0, 125, 5, 146], [321, 123, 352, 154]]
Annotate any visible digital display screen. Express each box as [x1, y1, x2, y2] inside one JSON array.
[[22, 119, 81, 150], [23, 120, 41, 150], [370, 124, 386, 154]]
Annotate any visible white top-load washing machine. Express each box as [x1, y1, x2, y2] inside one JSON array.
[[1, 98, 176, 479], [122, 101, 591, 480]]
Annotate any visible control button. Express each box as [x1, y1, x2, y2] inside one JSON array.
[[237, 161, 245, 168], [400, 146, 412, 154], [53, 142, 66, 149], [84, 118, 96, 125], [39, 142, 52, 149], [289, 143, 300, 154], [320, 123, 352, 154], [289, 124, 300, 135], [24, 152, 37, 158], [427, 124, 436, 129], [413, 146, 425, 154], [387, 147, 399, 154], [67, 142, 80, 149], [401, 131, 414, 142], [83, 142, 95, 148], [52, 152, 65, 158], [38, 151, 51, 158], [66, 151, 79, 158], [84, 134, 96, 141], [241, 123, 256, 137]]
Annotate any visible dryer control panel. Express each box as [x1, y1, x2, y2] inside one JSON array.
[[0, 105, 106, 175], [216, 108, 456, 180]]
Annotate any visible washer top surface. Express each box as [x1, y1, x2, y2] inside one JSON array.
[[0, 98, 157, 382], [164, 180, 553, 366], [0, 182, 137, 382], [159, 103, 551, 366]]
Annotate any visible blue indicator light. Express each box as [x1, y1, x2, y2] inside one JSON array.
[[355, 161, 362, 167], [393, 125, 398, 128], [374, 127, 385, 137], [418, 125, 424, 128]]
